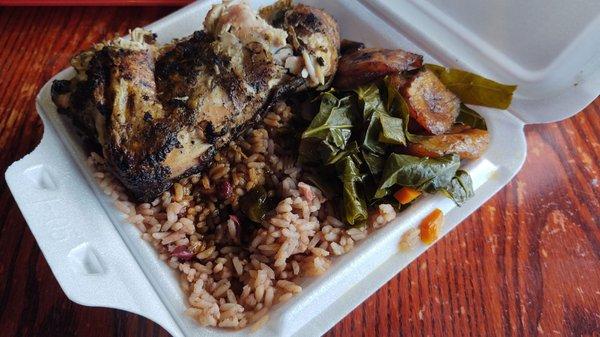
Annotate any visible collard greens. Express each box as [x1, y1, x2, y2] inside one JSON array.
[[355, 84, 388, 155], [354, 84, 383, 120], [301, 91, 354, 143], [374, 153, 461, 198], [336, 156, 368, 226], [299, 91, 355, 164], [239, 186, 278, 223], [378, 113, 406, 145], [425, 64, 517, 109], [456, 103, 487, 130], [442, 170, 474, 206], [296, 62, 515, 226]]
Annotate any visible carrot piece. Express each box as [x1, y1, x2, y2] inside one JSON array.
[[419, 208, 444, 244], [393, 187, 422, 204]]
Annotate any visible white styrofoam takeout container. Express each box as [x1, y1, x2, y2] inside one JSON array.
[[5, 0, 600, 336]]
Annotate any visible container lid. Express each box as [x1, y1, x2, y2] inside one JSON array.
[[360, 0, 600, 124]]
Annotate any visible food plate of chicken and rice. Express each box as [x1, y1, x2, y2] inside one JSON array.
[[17, 0, 583, 335], [48, 0, 516, 329]]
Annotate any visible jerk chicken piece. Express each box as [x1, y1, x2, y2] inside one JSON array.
[[333, 47, 422, 89], [52, 0, 340, 201], [265, 1, 340, 88], [388, 69, 460, 135]]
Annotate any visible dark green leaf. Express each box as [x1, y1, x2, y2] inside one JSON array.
[[362, 170, 380, 203], [456, 104, 487, 130], [442, 170, 474, 206], [356, 80, 408, 154], [378, 113, 406, 145], [336, 156, 368, 227], [239, 186, 277, 223], [375, 153, 460, 198], [299, 91, 356, 165], [301, 92, 354, 142], [327, 141, 362, 165], [298, 137, 341, 165], [354, 84, 388, 155], [354, 83, 383, 120], [425, 64, 517, 109], [362, 150, 384, 176], [384, 76, 419, 143], [362, 112, 386, 155], [303, 170, 338, 199]]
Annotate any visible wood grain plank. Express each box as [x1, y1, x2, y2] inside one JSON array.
[[0, 6, 598, 337]]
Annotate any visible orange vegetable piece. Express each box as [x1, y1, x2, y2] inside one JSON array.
[[394, 187, 422, 205], [419, 208, 444, 244]]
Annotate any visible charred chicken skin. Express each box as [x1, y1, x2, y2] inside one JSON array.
[[51, 0, 340, 201]]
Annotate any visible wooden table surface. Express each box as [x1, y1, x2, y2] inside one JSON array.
[[1, 6, 599, 337]]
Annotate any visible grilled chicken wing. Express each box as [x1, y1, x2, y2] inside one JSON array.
[[52, 0, 340, 201]]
